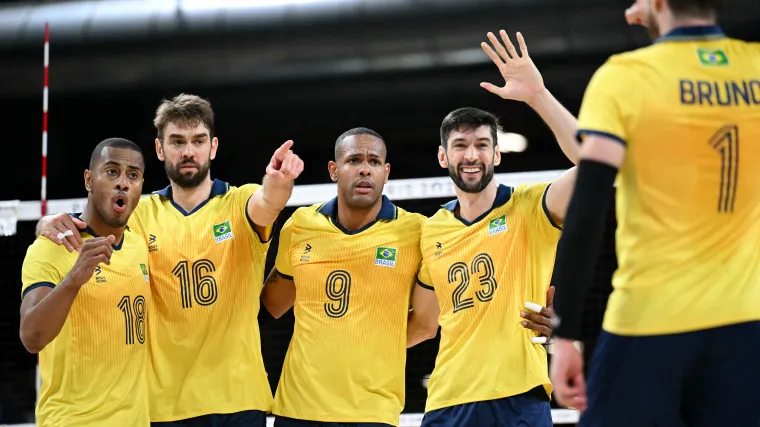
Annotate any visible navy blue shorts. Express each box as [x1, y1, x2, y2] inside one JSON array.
[[151, 410, 266, 427], [580, 321, 760, 427], [273, 416, 392, 427], [420, 386, 551, 427]]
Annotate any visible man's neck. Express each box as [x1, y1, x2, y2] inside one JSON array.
[[79, 204, 125, 244], [170, 178, 214, 213], [660, 16, 716, 36], [455, 181, 499, 223], [336, 196, 382, 231]]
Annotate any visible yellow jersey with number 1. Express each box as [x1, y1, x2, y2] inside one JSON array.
[[418, 183, 561, 413], [577, 26, 760, 336], [273, 196, 424, 426], [21, 228, 151, 427], [128, 179, 274, 421]]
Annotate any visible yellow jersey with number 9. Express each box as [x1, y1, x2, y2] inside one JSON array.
[[127, 179, 274, 421], [577, 26, 760, 336], [417, 183, 561, 413], [273, 196, 424, 426]]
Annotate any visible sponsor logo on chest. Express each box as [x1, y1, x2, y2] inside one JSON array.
[[213, 221, 234, 243]]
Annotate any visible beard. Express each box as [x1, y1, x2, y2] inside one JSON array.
[[165, 158, 211, 189], [448, 161, 495, 194]]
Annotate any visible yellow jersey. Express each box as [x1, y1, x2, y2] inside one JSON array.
[[577, 26, 760, 336], [273, 196, 424, 426], [418, 184, 561, 413], [128, 179, 274, 421], [21, 227, 151, 427]]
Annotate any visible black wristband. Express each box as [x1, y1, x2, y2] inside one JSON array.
[[551, 159, 618, 340]]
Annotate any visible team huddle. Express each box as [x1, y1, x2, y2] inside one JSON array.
[[19, 1, 760, 426]]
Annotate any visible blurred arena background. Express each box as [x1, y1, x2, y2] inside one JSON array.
[[1, 0, 758, 425]]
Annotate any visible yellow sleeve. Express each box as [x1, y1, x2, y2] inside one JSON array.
[[515, 183, 562, 245], [577, 57, 638, 145], [274, 215, 294, 279], [21, 237, 71, 299], [416, 223, 434, 290], [233, 183, 275, 244]]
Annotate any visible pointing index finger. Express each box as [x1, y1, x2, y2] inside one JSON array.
[[274, 140, 294, 160]]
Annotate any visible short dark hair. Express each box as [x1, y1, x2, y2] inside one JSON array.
[[334, 127, 386, 159], [89, 138, 143, 169], [667, 0, 721, 16], [154, 94, 215, 142], [440, 107, 500, 148]]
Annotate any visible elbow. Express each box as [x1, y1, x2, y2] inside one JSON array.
[[19, 328, 43, 354], [422, 323, 439, 340]]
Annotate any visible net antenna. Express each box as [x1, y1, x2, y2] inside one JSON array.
[[41, 22, 50, 217]]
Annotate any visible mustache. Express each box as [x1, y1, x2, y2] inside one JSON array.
[[177, 159, 200, 168], [457, 161, 485, 169]]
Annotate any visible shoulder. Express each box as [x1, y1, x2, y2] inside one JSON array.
[[227, 183, 261, 197], [282, 204, 323, 231], [395, 207, 426, 226], [511, 183, 549, 200], [23, 236, 75, 271], [421, 207, 453, 236]]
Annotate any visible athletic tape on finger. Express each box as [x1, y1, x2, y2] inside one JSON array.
[[56, 230, 74, 241], [531, 336, 547, 344], [524, 302, 543, 313]]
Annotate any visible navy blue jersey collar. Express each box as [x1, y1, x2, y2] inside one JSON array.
[[71, 213, 126, 250], [442, 184, 513, 226], [317, 195, 397, 235], [155, 179, 229, 216], [155, 178, 228, 198], [656, 25, 724, 43]]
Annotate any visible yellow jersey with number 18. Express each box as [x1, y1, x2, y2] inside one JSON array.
[[273, 196, 424, 426], [418, 183, 561, 413], [21, 228, 151, 427], [127, 179, 274, 421], [577, 26, 760, 336]]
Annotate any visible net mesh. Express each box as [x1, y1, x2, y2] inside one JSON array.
[[0, 172, 616, 426]]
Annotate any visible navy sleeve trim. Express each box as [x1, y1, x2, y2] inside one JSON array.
[[541, 184, 563, 231], [576, 130, 626, 146], [416, 279, 434, 291], [22, 282, 56, 300], [276, 269, 293, 281], [245, 194, 275, 244]]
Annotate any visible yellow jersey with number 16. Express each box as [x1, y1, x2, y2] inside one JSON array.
[[577, 26, 760, 336], [127, 179, 274, 422], [21, 228, 151, 427], [418, 183, 561, 413]]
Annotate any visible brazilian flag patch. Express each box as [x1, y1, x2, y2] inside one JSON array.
[[697, 48, 729, 66], [213, 221, 234, 243], [375, 247, 397, 268], [488, 215, 508, 236]]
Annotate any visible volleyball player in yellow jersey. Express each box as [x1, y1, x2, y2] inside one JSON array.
[[406, 31, 581, 427], [549, 1, 760, 426], [261, 128, 423, 427], [20, 138, 150, 426], [36, 94, 304, 426]]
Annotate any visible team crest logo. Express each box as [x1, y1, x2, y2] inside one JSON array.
[[140, 263, 149, 281], [375, 247, 397, 268], [213, 221, 234, 243], [488, 215, 507, 236], [697, 48, 728, 66], [95, 266, 107, 283]]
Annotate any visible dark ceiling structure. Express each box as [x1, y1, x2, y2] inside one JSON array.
[[1, 0, 758, 201]]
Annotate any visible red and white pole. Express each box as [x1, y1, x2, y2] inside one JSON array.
[[41, 22, 49, 217]]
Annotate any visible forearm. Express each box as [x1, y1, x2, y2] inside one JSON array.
[[551, 160, 617, 340], [250, 176, 293, 226], [527, 89, 580, 164], [20, 278, 81, 353], [406, 311, 438, 348]]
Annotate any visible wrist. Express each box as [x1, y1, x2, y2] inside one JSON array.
[[526, 88, 550, 109]]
